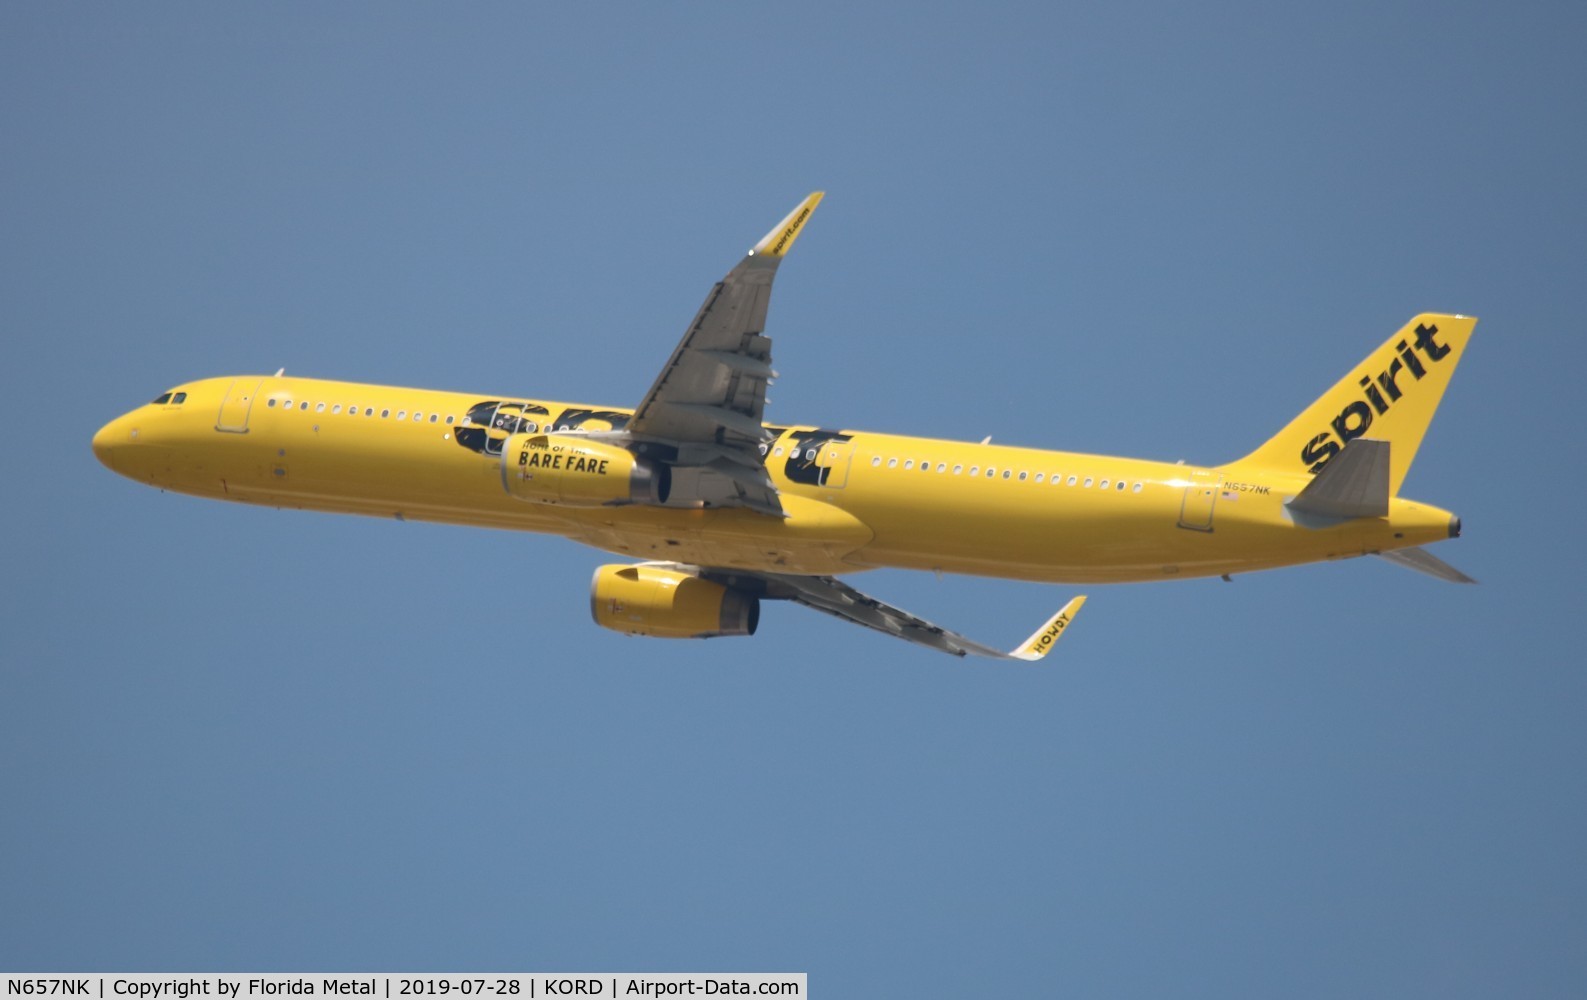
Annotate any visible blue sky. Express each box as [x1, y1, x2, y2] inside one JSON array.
[[3, 2, 1584, 995]]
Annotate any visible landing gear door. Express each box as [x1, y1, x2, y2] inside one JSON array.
[[216, 378, 264, 433], [1177, 470, 1220, 532]]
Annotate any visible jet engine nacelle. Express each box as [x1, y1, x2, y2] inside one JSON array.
[[501, 434, 669, 507], [590, 564, 759, 639]]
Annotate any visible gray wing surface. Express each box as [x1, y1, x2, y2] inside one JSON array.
[[693, 566, 1086, 661], [626, 193, 825, 517]]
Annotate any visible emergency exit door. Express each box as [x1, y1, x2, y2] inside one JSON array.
[[817, 439, 856, 488]]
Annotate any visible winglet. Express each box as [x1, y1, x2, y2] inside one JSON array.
[[1007, 596, 1087, 661], [749, 192, 824, 258]]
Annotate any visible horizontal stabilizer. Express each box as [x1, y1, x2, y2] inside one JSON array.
[[1288, 438, 1390, 520], [1376, 546, 1476, 584]]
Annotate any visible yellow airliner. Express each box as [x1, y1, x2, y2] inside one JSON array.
[[92, 193, 1475, 659]]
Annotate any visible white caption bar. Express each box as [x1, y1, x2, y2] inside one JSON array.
[[1, 977, 806, 1000]]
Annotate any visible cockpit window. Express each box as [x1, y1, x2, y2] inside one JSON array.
[[171, 392, 187, 404], [152, 393, 173, 405]]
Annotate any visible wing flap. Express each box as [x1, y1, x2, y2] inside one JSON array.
[[658, 401, 776, 441]]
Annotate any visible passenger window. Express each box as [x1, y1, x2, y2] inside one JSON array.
[[871, 456, 881, 467], [284, 399, 292, 409], [936, 463, 946, 473], [1117, 481, 1127, 491], [446, 415, 455, 425], [1133, 482, 1143, 493], [332, 405, 341, 414], [1018, 471, 1027, 481], [414, 412, 422, 422], [430, 414, 439, 423], [888, 458, 898, 468], [1067, 476, 1077, 486], [954, 465, 962, 475], [986, 468, 996, 478], [381, 409, 390, 418], [1100, 479, 1110, 490], [299, 401, 308, 411], [267, 399, 277, 408], [397, 411, 406, 420], [969, 467, 979, 476], [904, 460, 914, 470], [1034, 473, 1044, 483], [1084, 477, 1093, 488], [316, 403, 326, 413]]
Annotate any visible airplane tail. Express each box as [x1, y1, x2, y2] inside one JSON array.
[[1228, 313, 1477, 494]]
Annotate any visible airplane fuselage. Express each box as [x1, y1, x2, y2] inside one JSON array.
[[92, 374, 1458, 585]]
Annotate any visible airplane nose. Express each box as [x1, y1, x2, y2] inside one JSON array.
[[92, 423, 114, 470], [92, 416, 128, 471]]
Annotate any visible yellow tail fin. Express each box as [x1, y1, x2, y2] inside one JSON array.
[[1230, 313, 1476, 493]]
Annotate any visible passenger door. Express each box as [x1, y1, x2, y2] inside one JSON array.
[[1177, 470, 1221, 532], [215, 378, 264, 433]]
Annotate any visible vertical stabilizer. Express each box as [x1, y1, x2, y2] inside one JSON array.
[[1230, 314, 1476, 493]]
